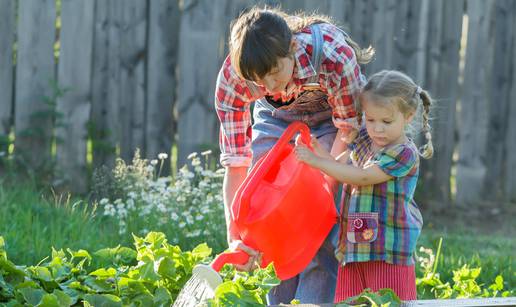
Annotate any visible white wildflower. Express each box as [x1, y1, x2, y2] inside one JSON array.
[[158, 153, 168, 160], [201, 150, 212, 156], [150, 159, 158, 166], [187, 152, 198, 160]]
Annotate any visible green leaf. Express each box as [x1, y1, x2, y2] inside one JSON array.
[[138, 262, 160, 282], [157, 257, 176, 279], [83, 294, 122, 307], [90, 268, 117, 278], [153, 287, 172, 306], [37, 293, 60, 307], [83, 276, 115, 293], [28, 266, 53, 282], [53, 289, 73, 306], [94, 246, 137, 266], [144, 232, 167, 249], [67, 249, 92, 263], [18, 287, 45, 305], [0, 258, 27, 285], [191, 243, 212, 259], [0, 236, 6, 259]]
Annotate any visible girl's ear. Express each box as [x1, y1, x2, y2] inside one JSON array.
[[405, 112, 415, 123]]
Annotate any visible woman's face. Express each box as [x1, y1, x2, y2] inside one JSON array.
[[253, 56, 295, 94]]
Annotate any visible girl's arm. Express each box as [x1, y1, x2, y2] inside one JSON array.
[[295, 145, 392, 186]]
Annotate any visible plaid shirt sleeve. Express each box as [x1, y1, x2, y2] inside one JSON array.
[[319, 25, 366, 131], [214, 56, 257, 168], [375, 144, 418, 177]]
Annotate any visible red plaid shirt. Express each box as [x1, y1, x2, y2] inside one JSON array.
[[215, 23, 366, 167]]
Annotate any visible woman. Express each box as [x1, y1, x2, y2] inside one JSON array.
[[214, 6, 373, 304]]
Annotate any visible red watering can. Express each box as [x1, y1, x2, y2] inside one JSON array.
[[196, 121, 337, 286]]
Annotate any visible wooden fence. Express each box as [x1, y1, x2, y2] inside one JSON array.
[[0, 0, 515, 207]]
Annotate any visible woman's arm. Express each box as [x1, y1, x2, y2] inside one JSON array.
[[295, 145, 392, 186]]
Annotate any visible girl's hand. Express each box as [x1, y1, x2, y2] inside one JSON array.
[[295, 144, 319, 166], [309, 136, 327, 157]]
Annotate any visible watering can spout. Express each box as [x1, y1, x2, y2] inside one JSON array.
[[192, 250, 250, 291]]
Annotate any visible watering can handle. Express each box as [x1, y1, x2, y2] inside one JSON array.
[[234, 121, 311, 221], [211, 250, 250, 272]]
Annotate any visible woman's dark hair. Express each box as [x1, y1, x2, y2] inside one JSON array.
[[229, 6, 374, 81]]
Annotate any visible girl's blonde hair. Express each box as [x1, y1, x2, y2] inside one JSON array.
[[229, 6, 374, 81], [358, 70, 434, 159]]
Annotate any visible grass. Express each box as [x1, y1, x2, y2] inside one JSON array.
[[0, 178, 129, 265], [417, 227, 515, 292], [1, 177, 514, 295]]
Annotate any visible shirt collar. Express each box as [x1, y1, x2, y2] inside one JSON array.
[[292, 34, 317, 82]]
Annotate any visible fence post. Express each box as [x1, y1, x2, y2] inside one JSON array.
[[0, 0, 15, 154], [118, 0, 148, 162], [456, 0, 494, 205], [484, 0, 516, 201], [146, 0, 181, 174], [14, 0, 56, 171], [55, 0, 95, 193], [506, 0, 516, 203], [419, 0, 463, 207]]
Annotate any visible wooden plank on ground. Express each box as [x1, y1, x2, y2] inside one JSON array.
[[14, 0, 56, 170], [270, 296, 516, 306], [0, 0, 15, 151], [55, 0, 95, 193], [145, 0, 180, 174]]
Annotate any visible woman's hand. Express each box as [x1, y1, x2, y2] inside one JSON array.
[[228, 240, 262, 271]]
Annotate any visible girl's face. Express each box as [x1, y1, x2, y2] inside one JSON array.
[[361, 94, 414, 148], [253, 56, 295, 94]]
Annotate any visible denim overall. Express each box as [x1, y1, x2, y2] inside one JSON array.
[[248, 24, 339, 304]]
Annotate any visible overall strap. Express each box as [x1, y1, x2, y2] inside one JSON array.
[[308, 23, 324, 84]]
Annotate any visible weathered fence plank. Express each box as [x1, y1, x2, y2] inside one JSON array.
[[3, 0, 516, 203], [419, 0, 463, 206], [0, 0, 15, 152], [456, 0, 494, 205], [118, 0, 147, 161], [506, 0, 516, 202], [367, 0, 397, 74], [14, 0, 56, 170], [484, 0, 515, 201], [55, 0, 95, 193], [145, 0, 180, 171], [176, 0, 232, 166], [90, 0, 117, 170]]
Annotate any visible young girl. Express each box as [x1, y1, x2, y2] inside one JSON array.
[[295, 70, 433, 301]]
